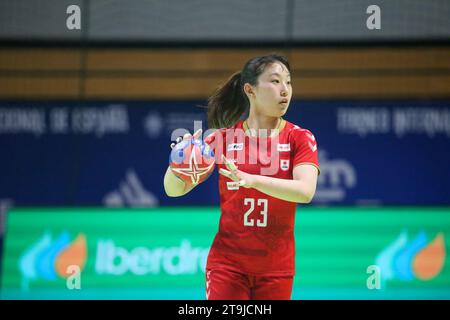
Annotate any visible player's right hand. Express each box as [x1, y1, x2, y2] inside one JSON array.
[[170, 128, 203, 149]]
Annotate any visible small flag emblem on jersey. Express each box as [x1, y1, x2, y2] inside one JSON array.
[[277, 143, 291, 152], [280, 159, 290, 171]]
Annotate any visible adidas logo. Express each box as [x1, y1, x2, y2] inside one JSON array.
[[103, 169, 159, 207]]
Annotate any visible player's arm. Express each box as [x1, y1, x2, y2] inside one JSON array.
[[251, 164, 318, 203], [163, 166, 197, 197], [220, 156, 318, 203]]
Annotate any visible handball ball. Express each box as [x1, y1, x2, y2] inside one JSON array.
[[169, 138, 215, 185]]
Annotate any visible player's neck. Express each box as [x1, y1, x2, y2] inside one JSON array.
[[244, 116, 282, 138]]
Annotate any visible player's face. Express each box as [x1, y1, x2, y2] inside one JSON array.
[[252, 62, 292, 117]]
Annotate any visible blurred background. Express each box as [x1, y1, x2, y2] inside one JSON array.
[[0, 0, 449, 299]]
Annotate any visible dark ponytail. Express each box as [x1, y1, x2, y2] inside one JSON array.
[[207, 71, 248, 129], [207, 53, 291, 129]]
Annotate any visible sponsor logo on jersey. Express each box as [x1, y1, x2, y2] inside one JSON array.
[[227, 143, 244, 151], [277, 143, 291, 152], [280, 159, 290, 171], [226, 181, 240, 190]]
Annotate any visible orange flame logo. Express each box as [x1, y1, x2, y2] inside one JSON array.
[[413, 232, 445, 280], [55, 234, 87, 278]]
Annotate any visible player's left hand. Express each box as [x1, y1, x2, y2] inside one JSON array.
[[219, 155, 255, 189]]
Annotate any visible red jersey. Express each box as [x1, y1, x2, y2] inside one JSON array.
[[204, 119, 320, 276]]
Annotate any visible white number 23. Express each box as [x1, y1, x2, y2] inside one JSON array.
[[243, 198, 268, 227]]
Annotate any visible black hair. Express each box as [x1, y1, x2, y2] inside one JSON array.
[[207, 53, 291, 129]]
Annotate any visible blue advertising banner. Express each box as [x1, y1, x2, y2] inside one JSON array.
[[0, 99, 449, 208]]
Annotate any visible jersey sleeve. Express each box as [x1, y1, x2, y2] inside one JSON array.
[[204, 130, 216, 146], [291, 128, 320, 174], [204, 129, 224, 163]]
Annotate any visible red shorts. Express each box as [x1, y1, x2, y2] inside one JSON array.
[[205, 268, 293, 300]]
